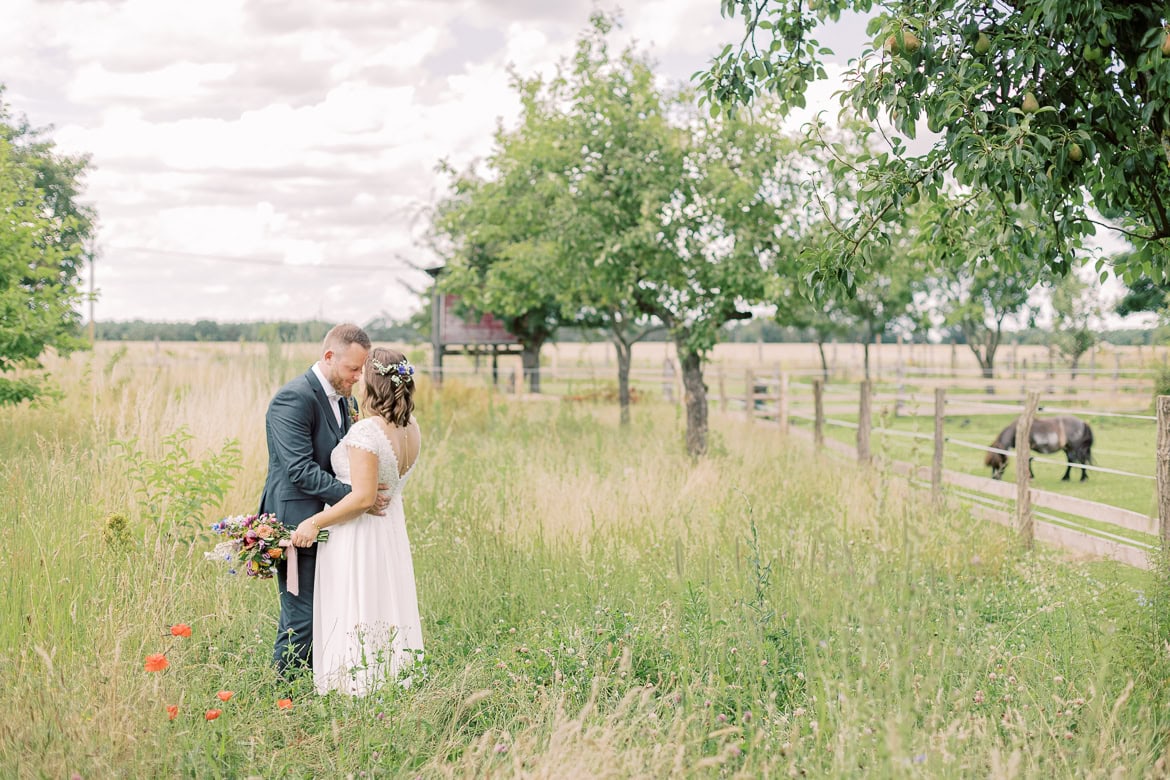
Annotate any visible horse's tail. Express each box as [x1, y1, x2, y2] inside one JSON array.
[[1084, 422, 1094, 465]]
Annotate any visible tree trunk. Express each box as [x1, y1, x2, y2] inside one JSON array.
[[863, 341, 871, 380], [680, 349, 708, 457], [816, 340, 829, 383], [966, 334, 997, 388], [614, 337, 632, 426], [982, 338, 998, 391], [521, 344, 542, 393]]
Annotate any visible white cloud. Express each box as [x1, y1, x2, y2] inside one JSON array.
[[69, 61, 239, 103], [4, 0, 837, 323]]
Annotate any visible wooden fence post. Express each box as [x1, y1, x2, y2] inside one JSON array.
[[857, 380, 872, 464], [778, 372, 789, 433], [744, 369, 754, 422], [1157, 396, 1170, 554], [813, 379, 824, 449], [718, 368, 727, 413], [895, 358, 905, 417], [1016, 391, 1041, 550], [773, 362, 782, 422], [1089, 347, 1097, 395], [933, 387, 945, 503]]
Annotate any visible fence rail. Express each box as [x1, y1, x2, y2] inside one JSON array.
[[719, 368, 1166, 570]]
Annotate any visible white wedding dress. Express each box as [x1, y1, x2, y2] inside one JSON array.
[[313, 417, 423, 696]]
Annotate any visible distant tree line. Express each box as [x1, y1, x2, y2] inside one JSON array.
[[95, 318, 426, 344]]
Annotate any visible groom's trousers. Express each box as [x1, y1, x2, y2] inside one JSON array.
[[273, 544, 317, 674]]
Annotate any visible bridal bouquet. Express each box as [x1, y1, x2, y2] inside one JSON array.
[[208, 513, 328, 580]]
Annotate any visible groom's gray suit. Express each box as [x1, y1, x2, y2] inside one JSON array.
[[259, 367, 353, 673]]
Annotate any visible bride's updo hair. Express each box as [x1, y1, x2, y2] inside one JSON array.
[[363, 347, 415, 427]]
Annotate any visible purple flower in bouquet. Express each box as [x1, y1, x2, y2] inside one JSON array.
[[207, 512, 327, 579]]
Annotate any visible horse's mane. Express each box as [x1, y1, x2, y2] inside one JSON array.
[[992, 420, 1017, 448]]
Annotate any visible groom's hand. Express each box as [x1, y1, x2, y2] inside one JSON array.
[[368, 484, 391, 516]]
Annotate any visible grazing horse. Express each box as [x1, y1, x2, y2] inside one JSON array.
[[984, 415, 1094, 481]]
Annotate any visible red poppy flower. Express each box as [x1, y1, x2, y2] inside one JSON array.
[[144, 653, 169, 672], [166, 705, 179, 721], [277, 698, 293, 710], [170, 624, 192, 638], [216, 690, 234, 702], [205, 709, 221, 721]]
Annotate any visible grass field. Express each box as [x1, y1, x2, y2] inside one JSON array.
[[4, 343, 1170, 777]]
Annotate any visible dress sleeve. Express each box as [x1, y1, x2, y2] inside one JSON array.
[[343, 418, 381, 455]]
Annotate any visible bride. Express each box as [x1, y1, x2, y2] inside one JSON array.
[[290, 347, 424, 696]]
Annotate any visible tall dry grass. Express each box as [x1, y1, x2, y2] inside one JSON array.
[[1, 342, 1168, 778]]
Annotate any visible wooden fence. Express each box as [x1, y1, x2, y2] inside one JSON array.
[[722, 370, 1163, 570]]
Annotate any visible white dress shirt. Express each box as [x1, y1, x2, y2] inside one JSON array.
[[312, 361, 343, 427]]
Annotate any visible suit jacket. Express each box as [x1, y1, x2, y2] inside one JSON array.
[[258, 368, 353, 530]]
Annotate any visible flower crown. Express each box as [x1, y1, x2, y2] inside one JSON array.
[[371, 357, 415, 386]]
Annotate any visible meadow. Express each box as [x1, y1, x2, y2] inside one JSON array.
[[3, 341, 1170, 778]]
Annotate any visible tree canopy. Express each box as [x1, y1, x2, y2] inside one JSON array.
[[428, 76, 569, 393], [909, 191, 1050, 377], [700, 1, 1170, 282], [431, 15, 807, 454], [0, 93, 95, 403]]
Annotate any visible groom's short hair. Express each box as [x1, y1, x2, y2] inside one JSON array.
[[322, 323, 371, 354]]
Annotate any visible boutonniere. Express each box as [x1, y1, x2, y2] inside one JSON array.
[[347, 399, 359, 424]]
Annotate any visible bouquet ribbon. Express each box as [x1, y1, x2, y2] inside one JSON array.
[[279, 540, 301, 596]]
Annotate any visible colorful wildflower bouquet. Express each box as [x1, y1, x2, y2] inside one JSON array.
[[209, 513, 328, 579]]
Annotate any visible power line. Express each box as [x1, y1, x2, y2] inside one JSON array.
[[107, 244, 430, 273]]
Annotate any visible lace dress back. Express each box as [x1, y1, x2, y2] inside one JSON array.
[[330, 417, 416, 499]]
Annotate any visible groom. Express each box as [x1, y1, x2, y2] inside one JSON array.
[[259, 323, 389, 675]]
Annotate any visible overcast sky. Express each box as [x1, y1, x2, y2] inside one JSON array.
[[3, 0, 873, 324]]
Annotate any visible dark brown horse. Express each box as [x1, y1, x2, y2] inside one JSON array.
[[984, 415, 1094, 481]]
